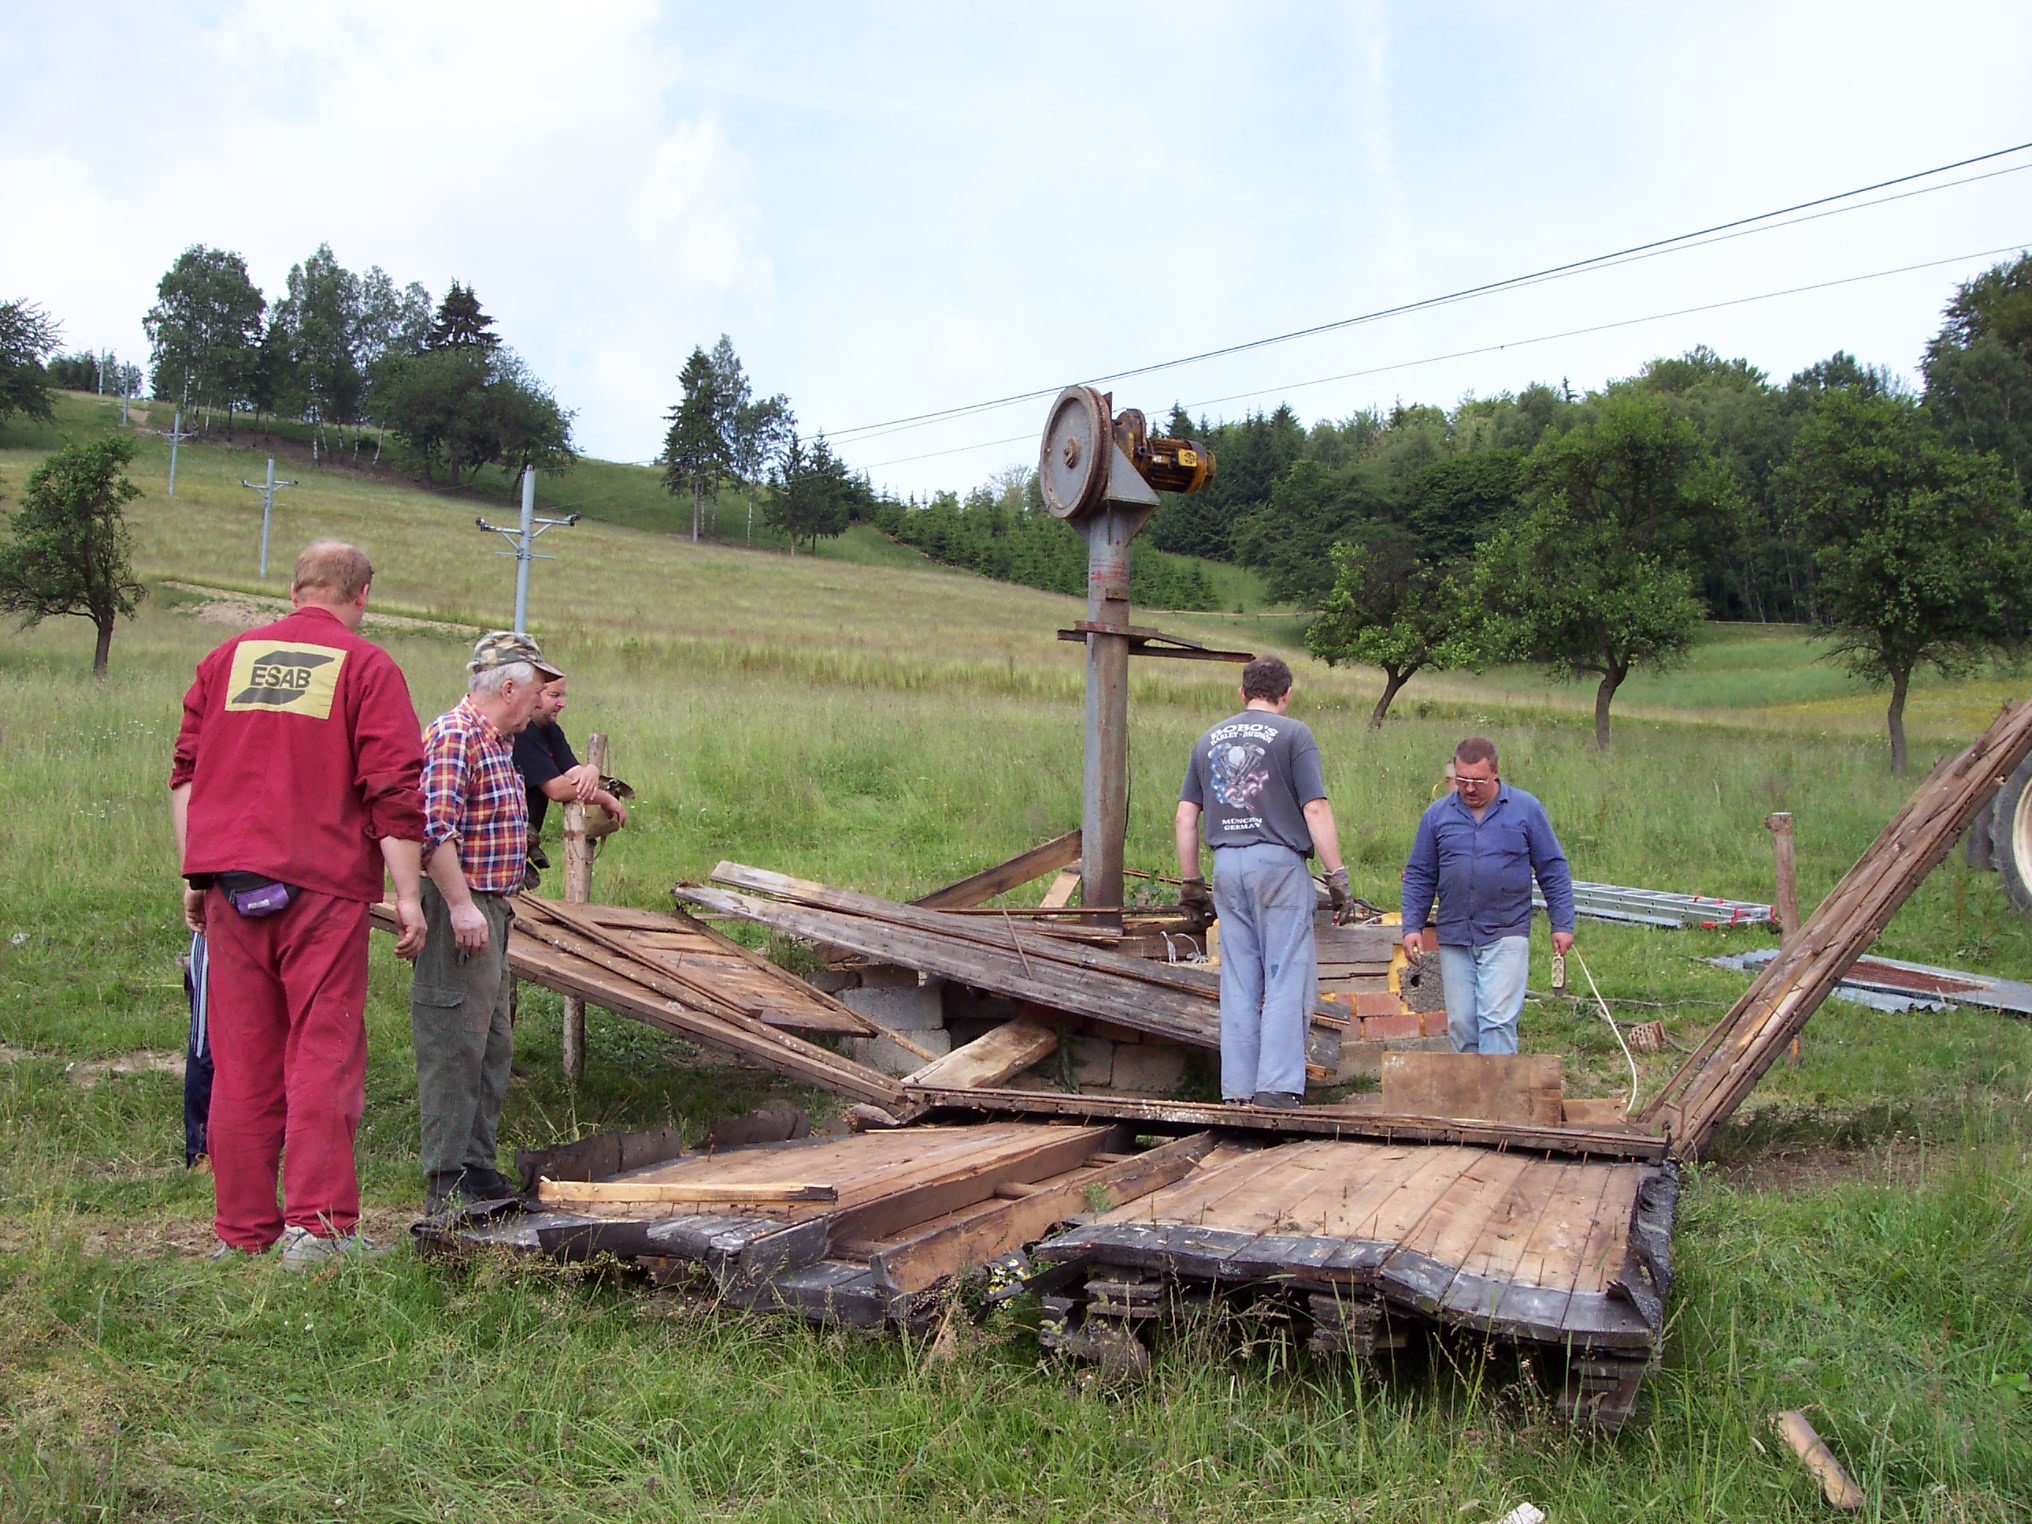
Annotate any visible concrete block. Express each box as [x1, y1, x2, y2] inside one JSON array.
[[1069, 1035, 1115, 1086], [858, 963, 922, 990], [840, 981, 946, 1033], [803, 968, 862, 995], [1110, 1043, 1186, 1095], [845, 1028, 951, 1076]]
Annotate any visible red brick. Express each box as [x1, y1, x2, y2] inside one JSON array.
[[1353, 991, 1403, 1018], [1419, 1009, 1450, 1039], [1360, 1012, 1422, 1041]]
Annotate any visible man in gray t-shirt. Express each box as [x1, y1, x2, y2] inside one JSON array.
[[1176, 655, 1349, 1107]]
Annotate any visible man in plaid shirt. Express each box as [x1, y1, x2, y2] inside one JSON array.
[[412, 630, 558, 1213]]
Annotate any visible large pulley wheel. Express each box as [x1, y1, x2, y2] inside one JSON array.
[[1039, 385, 1111, 520], [1992, 757, 2032, 915]]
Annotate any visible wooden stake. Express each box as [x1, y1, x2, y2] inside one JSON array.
[[560, 731, 607, 1086], [1772, 1410, 1865, 1511], [1765, 812, 1802, 1065]]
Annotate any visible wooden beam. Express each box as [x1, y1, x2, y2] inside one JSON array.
[[903, 1017, 1060, 1089], [1643, 699, 2032, 1153], [912, 829, 1083, 909], [905, 1085, 1666, 1160], [869, 1131, 1218, 1296], [1038, 868, 1081, 910], [537, 1178, 838, 1207], [825, 1125, 1118, 1246]]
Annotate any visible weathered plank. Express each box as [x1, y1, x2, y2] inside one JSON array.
[[868, 1131, 1217, 1296], [537, 1178, 838, 1207], [911, 830, 1083, 909], [1380, 1053, 1564, 1127], [905, 1085, 1666, 1160], [904, 1017, 1060, 1089]]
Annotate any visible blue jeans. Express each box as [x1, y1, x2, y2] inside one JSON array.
[[1438, 936, 1530, 1054], [1212, 842, 1317, 1098]]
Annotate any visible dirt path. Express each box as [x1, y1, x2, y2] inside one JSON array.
[[164, 581, 478, 636]]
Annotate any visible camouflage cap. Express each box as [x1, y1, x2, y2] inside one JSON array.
[[468, 630, 564, 681]]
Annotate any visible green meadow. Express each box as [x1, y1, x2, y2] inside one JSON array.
[[0, 393, 2026, 1520]]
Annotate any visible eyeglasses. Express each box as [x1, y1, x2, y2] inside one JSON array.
[[1455, 775, 1498, 788]]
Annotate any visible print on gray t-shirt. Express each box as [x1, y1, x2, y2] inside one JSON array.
[[1181, 710, 1328, 856]]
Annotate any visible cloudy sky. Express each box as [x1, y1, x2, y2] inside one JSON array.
[[5, 3, 2028, 496]]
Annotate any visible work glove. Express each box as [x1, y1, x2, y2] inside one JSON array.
[[1178, 875, 1215, 930], [1326, 866, 1354, 924]]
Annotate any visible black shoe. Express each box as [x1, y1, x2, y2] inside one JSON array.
[[423, 1169, 472, 1216], [464, 1166, 518, 1202], [1251, 1090, 1303, 1111]]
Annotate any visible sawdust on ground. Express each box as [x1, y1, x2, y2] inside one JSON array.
[[0, 1205, 423, 1260]]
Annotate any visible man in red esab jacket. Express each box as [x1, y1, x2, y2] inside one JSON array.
[[171, 541, 430, 1269]]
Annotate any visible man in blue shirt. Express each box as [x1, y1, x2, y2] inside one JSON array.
[[1400, 737, 1576, 1055]]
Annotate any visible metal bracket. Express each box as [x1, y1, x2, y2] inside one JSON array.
[[1056, 622, 1253, 663]]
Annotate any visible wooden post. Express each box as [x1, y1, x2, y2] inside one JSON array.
[[1765, 811, 1802, 1065], [560, 731, 607, 1086]]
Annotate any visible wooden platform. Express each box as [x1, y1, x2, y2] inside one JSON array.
[[436, 1119, 1676, 1426]]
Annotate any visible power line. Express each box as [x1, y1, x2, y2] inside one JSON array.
[[858, 239, 2032, 471], [828, 139, 2032, 443]]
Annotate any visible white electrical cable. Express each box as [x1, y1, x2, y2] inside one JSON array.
[[1571, 944, 1641, 1114]]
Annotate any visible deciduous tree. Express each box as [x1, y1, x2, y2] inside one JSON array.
[[1924, 252, 2032, 489], [1784, 389, 2032, 772], [1476, 391, 1716, 749], [0, 299, 60, 433], [143, 246, 265, 430], [0, 437, 146, 676], [1305, 531, 1481, 726]]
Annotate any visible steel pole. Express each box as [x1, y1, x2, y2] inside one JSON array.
[[167, 410, 180, 496], [258, 458, 275, 577], [514, 466, 535, 633], [1079, 507, 1139, 919]]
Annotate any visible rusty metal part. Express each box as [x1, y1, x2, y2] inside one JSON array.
[[1039, 385, 1112, 519]]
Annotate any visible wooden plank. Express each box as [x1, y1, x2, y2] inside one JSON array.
[[1381, 1053, 1563, 1127], [482, 928, 905, 1106], [826, 1124, 1117, 1245], [1645, 699, 2032, 1154], [905, 1085, 1665, 1160], [523, 893, 899, 1048], [1456, 1157, 1574, 1285], [537, 1178, 837, 1206], [904, 1017, 1059, 1089], [682, 882, 1345, 1066], [911, 830, 1083, 909], [1039, 868, 1081, 910], [868, 1132, 1217, 1296]]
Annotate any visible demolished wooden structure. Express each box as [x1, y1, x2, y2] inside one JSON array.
[[403, 701, 2032, 1428]]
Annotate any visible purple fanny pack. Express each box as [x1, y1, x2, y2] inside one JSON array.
[[215, 872, 299, 918]]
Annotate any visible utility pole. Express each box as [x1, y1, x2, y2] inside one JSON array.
[[476, 467, 579, 633], [239, 458, 298, 577], [159, 410, 196, 496]]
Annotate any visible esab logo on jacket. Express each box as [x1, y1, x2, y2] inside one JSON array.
[[223, 641, 346, 720]]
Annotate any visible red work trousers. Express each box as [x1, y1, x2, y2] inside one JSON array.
[[202, 887, 370, 1249]]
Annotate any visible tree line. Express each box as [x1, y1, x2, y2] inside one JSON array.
[[0, 244, 576, 486], [1133, 254, 2032, 769]]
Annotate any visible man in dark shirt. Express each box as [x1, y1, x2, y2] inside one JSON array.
[[512, 676, 627, 879], [1400, 736, 1575, 1054], [1175, 655, 1349, 1108]]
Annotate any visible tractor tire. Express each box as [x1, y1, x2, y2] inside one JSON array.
[[1989, 757, 2032, 915]]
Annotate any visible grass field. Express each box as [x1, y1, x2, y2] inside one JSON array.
[[1, 395, 2028, 1520]]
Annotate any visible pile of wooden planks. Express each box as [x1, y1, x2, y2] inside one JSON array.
[[445, 1122, 1217, 1321], [678, 862, 1345, 1070], [1642, 698, 2032, 1154], [371, 893, 909, 1107]]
